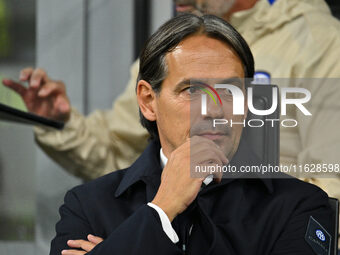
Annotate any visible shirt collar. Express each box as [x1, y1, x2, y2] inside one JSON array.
[[115, 139, 162, 197], [160, 148, 167, 168]]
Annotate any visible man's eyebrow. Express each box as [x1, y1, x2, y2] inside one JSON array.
[[214, 77, 243, 87], [174, 79, 194, 91], [174, 77, 244, 91]]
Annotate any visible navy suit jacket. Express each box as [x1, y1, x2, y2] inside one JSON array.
[[50, 139, 333, 255]]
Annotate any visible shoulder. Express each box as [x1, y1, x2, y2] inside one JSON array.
[[273, 174, 327, 196], [271, 175, 330, 212], [292, 1, 340, 46], [69, 168, 128, 200], [303, 10, 340, 46], [274, 0, 340, 49]]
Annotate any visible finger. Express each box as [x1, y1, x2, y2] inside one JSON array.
[[191, 137, 228, 165], [193, 144, 228, 166], [30, 68, 48, 88], [67, 240, 95, 252], [213, 171, 223, 183], [87, 234, 103, 244], [191, 150, 226, 183], [195, 168, 222, 185], [211, 147, 228, 165], [38, 82, 65, 97], [201, 145, 228, 164], [197, 172, 216, 183], [2, 79, 27, 97], [61, 249, 86, 255], [19, 67, 34, 81]]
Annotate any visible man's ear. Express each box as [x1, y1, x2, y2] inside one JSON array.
[[137, 80, 157, 121]]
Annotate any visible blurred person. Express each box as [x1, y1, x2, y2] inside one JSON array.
[[50, 14, 334, 255], [2, 0, 340, 200]]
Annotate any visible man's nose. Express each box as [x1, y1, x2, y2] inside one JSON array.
[[205, 97, 224, 119]]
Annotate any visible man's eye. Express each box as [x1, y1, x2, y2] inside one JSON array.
[[216, 88, 232, 96], [184, 86, 202, 94]]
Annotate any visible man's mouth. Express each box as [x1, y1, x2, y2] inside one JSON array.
[[198, 132, 226, 140], [175, 4, 195, 13]]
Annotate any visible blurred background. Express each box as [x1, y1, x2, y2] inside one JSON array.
[[0, 0, 339, 254], [0, 0, 172, 254]]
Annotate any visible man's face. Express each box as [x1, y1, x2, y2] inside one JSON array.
[[174, 0, 236, 18], [153, 35, 246, 159]]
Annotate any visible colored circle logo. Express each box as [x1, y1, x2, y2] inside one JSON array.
[[315, 229, 326, 241]]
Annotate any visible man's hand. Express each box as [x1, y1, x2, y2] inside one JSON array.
[[61, 234, 104, 255], [152, 136, 228, 222], [2, 67, 71, 122]]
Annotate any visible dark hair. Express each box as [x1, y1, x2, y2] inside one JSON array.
[[138, 13, 254, 140]]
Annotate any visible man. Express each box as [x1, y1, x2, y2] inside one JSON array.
[[51, 14, 333, 255], [3, 0, 340, 194]]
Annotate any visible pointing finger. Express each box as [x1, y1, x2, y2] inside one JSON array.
[[2, 79, 27, 97]]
